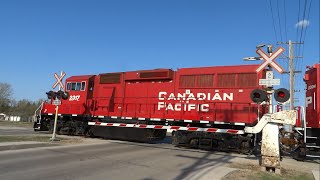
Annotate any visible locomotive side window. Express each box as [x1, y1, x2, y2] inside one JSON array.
[[71, 82, 77, 90], [81, 81, 86, 91], [75, 82, 81, 91], [67, 82, 86, 91], [66, 82, 71, 91]]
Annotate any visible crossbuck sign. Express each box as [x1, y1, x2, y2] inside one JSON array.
[[52, 71, 66, 90], [255, 47, 285, 73]]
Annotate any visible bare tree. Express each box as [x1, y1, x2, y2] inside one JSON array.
[[0, 83, 13, 113]]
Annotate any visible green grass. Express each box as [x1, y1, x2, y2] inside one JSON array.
[[0, 120, 34, 128], [0, 135, 54, 142]]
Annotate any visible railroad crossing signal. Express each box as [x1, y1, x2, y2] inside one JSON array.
[[256, 47, 285, 73], [52, 72, 66, 90]]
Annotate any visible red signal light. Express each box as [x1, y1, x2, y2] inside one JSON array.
[[250, 89, 268, 103], [274, 88, 290, 103], [277, 91, 285, 98]]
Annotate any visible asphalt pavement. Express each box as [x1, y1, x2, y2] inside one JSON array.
[[0, 126, 38, 135], [0, 126, 319, 180]]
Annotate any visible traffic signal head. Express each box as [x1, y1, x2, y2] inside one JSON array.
[[250, 89, 268, 103], [274, 88, 290, 103]]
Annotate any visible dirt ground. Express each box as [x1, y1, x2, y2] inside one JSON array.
[[222, 163, 316, 180]]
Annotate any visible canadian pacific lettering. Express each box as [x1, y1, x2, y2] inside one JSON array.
[[157, 90, 234, 112]]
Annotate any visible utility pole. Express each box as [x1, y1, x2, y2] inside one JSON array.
[[277, 40, 303, 110], [289, 40, 294, 110]]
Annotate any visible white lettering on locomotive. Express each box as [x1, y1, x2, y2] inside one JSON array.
[[157, 90, 233, 112], [308, 84, 316, 90], [306, 96, 312, 107], [69, 95, 80, 101]]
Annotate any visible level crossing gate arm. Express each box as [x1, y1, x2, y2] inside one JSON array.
[[244, 110, 296, 134]]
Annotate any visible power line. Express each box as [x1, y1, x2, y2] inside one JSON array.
[[268, 0, 279, 42], [276, 0, 284, 43], [283, 0, 288, 42]]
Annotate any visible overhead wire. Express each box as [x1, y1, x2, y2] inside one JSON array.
[[294, 0, 313, 103], [277, 0, 284, 43], [267, 0, 279, 42], [280, 0, 289, 89]]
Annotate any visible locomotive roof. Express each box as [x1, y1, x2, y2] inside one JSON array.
[[177, 64, 260, 70], [67, 64, 261, 80], [67, 75, 95, 81], [100, 64, 261, 74]]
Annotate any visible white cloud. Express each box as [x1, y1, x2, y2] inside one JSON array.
[[295, 20, 310, 28]]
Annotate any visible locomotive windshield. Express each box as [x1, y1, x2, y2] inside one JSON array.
[[66, 82, 86, 91]]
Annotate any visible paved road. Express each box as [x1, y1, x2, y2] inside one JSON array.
[[0, 126, 42, 135], [0, 126, 318, 180], [0, 138, 250, 180]]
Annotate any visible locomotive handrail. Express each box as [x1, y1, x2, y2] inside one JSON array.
[[300, 106, 307, 143], [33, 101, 44, 122]]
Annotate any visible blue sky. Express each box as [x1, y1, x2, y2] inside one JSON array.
[[0, 0, 319, 103]]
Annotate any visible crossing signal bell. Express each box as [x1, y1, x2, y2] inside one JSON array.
[[46, 90, 69, 100]]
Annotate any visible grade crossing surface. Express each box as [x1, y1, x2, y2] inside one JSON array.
[[0, 139, 244, 180]]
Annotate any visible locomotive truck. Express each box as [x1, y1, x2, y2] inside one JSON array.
[[33, 63, 318, 156]]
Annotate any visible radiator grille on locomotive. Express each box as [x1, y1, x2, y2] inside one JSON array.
[[238, 73, 257, 87], [180, 75, 214, 88], [100, 73, 121, 84], [217, 74, 236, 87]]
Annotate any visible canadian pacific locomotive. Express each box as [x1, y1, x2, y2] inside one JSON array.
[[33, 63, 320, 156]]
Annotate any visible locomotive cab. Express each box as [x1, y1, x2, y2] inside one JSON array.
[[40, 75, 95, 117], [61, 75, 95, 115]]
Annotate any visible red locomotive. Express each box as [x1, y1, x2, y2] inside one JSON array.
[[302, 64, 320, 157], [35, 64, 268, 152]]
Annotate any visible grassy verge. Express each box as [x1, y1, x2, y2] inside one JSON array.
[[0, 120, 33, 128], [222, 163, 314, 180]]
